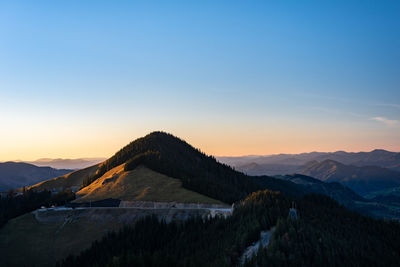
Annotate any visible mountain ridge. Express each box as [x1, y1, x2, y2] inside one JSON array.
[[0, 162, 72, 191], [218, 149, 400, 172], [300, 159, 400, 196], [15, 158, 106, 170]]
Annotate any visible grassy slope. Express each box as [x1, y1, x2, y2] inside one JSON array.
[[75, 164, 223, 204], [28, 164, 100, 191]]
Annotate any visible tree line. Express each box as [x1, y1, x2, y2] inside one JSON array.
[[244, 194, 400, 267], [0, 188, 75, 228], [58, 190, 290, 267], [58, 190, 400, 267]]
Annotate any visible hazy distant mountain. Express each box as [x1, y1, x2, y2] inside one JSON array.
[[220, 150, 400, 202], [0, 162, 72, 191], [25, 158, 106, 170], [236, 162, 300, 176], [299, 160, 400, 196], [312, 150, 400, 171], [218, 152, 324, 168], [218, 149, 400, 174]]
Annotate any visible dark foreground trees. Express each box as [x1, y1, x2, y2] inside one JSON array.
[[59, 190, 289, 267], [59, 191, 400, 267], [245, 194, 400, 267], [0, 188, 75, 228]]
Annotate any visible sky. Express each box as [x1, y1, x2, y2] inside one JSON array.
[[0, 0, 399, 161]]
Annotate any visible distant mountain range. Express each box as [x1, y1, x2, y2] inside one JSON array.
[[299, 160, 400, 196], [219, 150, 400, 199], [218, 149, 400, 173], [0, 162, 72, 191], [22, 158, 106, 170]]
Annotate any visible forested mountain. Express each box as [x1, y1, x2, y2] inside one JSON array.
[[58, 190, 400, 267], [0, 162, 72, 191], [80, 131, 293, 203], [300, 160, 400, 196]]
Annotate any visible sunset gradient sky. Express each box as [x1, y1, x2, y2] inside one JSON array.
[[1, 0, 399, 161]]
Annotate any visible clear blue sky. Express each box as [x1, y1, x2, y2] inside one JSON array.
[[0, 0, 399, 160]]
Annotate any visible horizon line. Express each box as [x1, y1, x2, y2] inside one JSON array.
[[1, 148, 399, 162]]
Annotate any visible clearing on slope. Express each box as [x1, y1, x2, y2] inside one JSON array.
[[75, 164, 223, 204]]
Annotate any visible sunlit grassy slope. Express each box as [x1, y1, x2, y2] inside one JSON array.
[[75, 164, 223, 204], [28, 164, 100, 191]]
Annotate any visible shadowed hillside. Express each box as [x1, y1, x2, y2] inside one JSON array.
[[300, 160, 400, 196], [275, 174, 364, 205]]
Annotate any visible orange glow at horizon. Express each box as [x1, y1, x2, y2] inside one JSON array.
[[1, 127, 398, 162]]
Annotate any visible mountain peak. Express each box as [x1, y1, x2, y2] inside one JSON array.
[[370, 149, 390, 153], [81, 131, 262, 203], [128, 131, 190, 152]]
